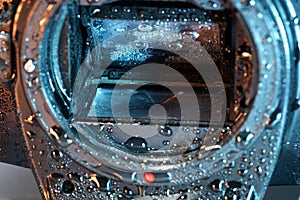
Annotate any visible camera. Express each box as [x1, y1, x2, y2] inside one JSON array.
[[0, 0, 299, 199]]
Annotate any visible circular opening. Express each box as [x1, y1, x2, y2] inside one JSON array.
[[41, 0, 258, 176]]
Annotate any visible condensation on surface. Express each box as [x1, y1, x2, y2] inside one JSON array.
[[0, 84, 29, 167]]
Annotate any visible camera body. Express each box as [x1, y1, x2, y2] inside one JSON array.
[[0, 0, 299, 199]]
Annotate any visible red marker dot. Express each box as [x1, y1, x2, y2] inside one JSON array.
[[144, 172, 155, 183]]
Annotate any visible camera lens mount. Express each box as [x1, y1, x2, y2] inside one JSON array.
[[12, 0, 299, 199]]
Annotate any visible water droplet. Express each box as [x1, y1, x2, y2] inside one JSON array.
[[193, 128, 201, 134], [210, 179, 225, 191], [89, 175, 110, 191], [259, 157, 266, 164], [250, 0, 256, 6], [51, 150, 62, 160], [207, 1, 218, 8], [26, 131, 36, 139], [254, 166, 263, 175], [293, 17, 299, 25], [24, 114, 36, 124], [135, 41, 148, 49], [116, 28, 125, 32], [240, 0, 256, 7], [242, 52, 252, 58], [87, 0, 103, 4], [106, 126, 113, 134], [124, 137, 148, 152], [38, 150, 44, 156], [50, 126, 73, 145], [50, 126, 65, 139], [266, 105, 282, 129], [238, 169, 249, 176], [224, 188, 241, 200], [138, 23, 154, 32], [257, 12, 263, 19], [32, 77, 39, 87], [265, 63, 272, 70], [182, 127, 190, 132], [185, 138, 203, 153], [92, 8, 101, 15], [168, 42, 183, 50], [158, 126, 173, 137], [123, 186, 134, 196], [123, 7, 131, 13], [62, 180, 75, 194], [111, 6, 118, 13], [177, 194, 188, 199], [0, 111, 5, 122], [262, 35, 273, 44], [259, 149, 267, 155], [87, 185, 95, 193], [24, 59, 36, 73], [236, 130, 254, 147], [291, 99, 300, 111]]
